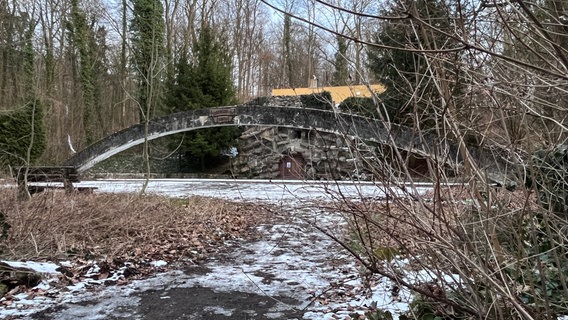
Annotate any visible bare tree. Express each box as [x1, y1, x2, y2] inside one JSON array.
[[222, 0, 265, 100], [260, 0, 568, 318]]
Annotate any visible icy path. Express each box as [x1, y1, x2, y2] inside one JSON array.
[[3, 210, 410, 320], [1, 179, 419, 319]]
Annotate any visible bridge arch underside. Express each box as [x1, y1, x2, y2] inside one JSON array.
[[65, 104, 444, 174]]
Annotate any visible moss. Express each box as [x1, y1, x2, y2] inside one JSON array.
[[0, 283, 8, 296], [373, 246, 400, 262]]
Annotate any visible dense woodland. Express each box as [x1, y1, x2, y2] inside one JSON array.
[[0, 0, 371, 167], [2, 1, 568, 318], [0, 0, 567, 169]]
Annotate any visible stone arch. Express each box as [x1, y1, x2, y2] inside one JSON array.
[[64, 101, 464, 175], [60, 101, 511, 183]]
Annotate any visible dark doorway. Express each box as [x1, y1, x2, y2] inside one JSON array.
[[407, 153, 429, 177], [278, 153, 306, 179]]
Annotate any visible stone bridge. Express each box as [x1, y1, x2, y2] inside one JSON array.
[[64, 98, 506, 180]]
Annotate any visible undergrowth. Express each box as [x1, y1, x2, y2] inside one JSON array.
[[0, 186, 271, 262]]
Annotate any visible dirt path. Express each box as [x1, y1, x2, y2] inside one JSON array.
[[33, 285, 304, 320], [25, 208, 399, 320], [128, 286, 303, 319]]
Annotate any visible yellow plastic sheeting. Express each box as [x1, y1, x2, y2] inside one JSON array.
[[271, 84, 384, 105]]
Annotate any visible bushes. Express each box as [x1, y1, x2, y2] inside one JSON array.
[[0, 100, 46, 168], [0, 187, 270, 260], [511, 212, 568, 315], [300, 91, 333, 110], [335, 177, 568, 319], [527, 145, 568, 217], [339, 96, 379, 118]]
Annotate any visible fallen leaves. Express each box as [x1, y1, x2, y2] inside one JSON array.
[[0, 190, 276, 301], [0, 191, 273, 263]]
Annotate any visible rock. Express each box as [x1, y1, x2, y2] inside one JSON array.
[[0, 262, 43, 297]]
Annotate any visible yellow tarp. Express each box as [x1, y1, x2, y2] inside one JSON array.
[[271, 84, 384, 105]]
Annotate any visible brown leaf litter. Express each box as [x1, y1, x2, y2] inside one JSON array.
[[0, 186, 276, 296]]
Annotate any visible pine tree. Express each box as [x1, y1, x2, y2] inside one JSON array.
[[130, 0, 165, 122], [190, 27, 236, 108], [165, 26, 237, 172], [367, 0, 459, 127], [332, 35, 349, 86]]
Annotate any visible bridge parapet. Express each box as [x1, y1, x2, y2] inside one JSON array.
[[210, 107, 237, 124]]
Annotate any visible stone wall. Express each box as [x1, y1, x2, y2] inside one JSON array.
[[231, 126, 376, 180], [231, 95, 428, 180]]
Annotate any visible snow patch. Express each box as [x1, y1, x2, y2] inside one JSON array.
[[1, 261, 60, 274]]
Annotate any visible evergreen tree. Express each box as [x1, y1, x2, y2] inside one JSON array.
[[332, 35, 349, 86], [189, 27, 237, 108], [367, 0, 459, 127], [130, 0, 165, 122], [339, 97, 377, 118], [165, 26, 238, 172], [0, 100, 46, 167]]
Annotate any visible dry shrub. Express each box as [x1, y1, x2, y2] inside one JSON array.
[[331, 185, 479, 258], [0, 186, 271, 261], [332, 182, 568, 319]]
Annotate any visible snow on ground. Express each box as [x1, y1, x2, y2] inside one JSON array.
[[175, 211, 411, 319], [1, 260, 61, 318], [1, 261, 60, 274], [36, 178, 433, 202], [0, 179, 431, 319], [0, 216, 411, 320]]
